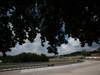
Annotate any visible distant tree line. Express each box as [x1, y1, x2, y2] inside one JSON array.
[[61, 48, 100, 57], [0, 53, 49, 63], [61, 51, 91, 56]]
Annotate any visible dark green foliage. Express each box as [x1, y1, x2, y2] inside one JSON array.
[[0, 53, 49, 63], [62, 51, 91, 56], [62, 50, 100, 57], [0, 0, 100, 56], [47, 46, 58, 55], [97, 48, 100, 54], [80, 50, 91, 56]]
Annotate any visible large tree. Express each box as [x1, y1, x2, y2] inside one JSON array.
[[0, 0, 100, 56]]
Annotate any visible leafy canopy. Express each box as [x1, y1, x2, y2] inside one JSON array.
[[0, 0, 100, 56]]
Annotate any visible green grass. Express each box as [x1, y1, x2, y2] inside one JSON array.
[[0, 56, 84, 69]]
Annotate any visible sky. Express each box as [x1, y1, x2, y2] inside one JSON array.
[[4, 33, 100, 56], [3, 3, 99, 56]]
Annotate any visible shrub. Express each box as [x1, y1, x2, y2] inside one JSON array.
[[0, 53, 49, 63]]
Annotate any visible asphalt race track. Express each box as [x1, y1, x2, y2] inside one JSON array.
[[0, 60, 100, 75]]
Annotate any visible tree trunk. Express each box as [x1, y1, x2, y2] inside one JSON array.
[[2, 51, 7, 57]]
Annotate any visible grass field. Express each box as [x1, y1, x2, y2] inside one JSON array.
[[0, 56, 84, 71]]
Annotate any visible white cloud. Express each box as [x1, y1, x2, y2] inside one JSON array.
[[6, 34, 100, 56], [68, 37, 80, 46], [7, 34, 48, 55], [57, 39, 100, 55]]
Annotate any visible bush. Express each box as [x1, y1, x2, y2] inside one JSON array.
[[81, 50, 91, 56], [0, 53, 49, 63]]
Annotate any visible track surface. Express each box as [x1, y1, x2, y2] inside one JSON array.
[[0, 60, 100, 75]]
